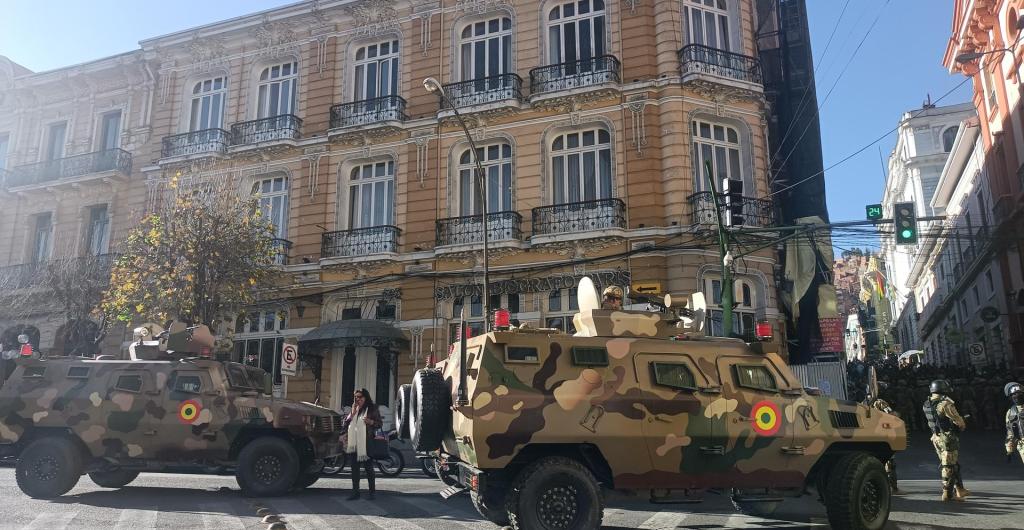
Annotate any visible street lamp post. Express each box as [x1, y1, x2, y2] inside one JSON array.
[[423, 77, 492, 331]]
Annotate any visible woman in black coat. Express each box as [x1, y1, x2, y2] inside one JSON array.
[[342, 388, 383, 500]]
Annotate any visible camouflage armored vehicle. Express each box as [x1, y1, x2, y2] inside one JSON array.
[[398, 279, 906, 530], [0, 322, 344, 499]]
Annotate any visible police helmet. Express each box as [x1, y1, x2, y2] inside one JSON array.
[[929, 379, 953, 395], [1005, 382, 1023, 397]]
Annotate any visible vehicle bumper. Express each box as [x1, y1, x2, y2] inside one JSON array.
[[452, 460, 486, 493]]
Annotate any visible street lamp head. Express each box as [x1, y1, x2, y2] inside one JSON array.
[[955, 51, 987, 64], [422, 77, 443, 95]]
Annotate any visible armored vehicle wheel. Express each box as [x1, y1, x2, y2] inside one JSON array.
[[472, 488, 510, 527], [506, 457, 603, 530], [293, 471, 319, 489], [395, 384, 412, 440], [89, 469, 140, 488], [409, 369, 450, 452], [235, 437, 300, 497], [15, 437, 83, 499], [825, 453, 891, 530]]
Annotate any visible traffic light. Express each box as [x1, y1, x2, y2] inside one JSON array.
[[722, 178, 744, 226], [893, 201, 918, 245]]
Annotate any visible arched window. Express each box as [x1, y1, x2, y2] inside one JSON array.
[[252, 176, 289, 240], [683, 0, 731, 51], [354, 40, 399, 102], [348, 160, 395, 228], [942, 126, 959, 152], [458, 143, 513, 215], [189, 76, 227, 131], [550, 128, 612, 204], [692, 119, 742, 192], [257, 62, 298, 118], [547, 0, 606, 66], [460, 17, 512, 81]]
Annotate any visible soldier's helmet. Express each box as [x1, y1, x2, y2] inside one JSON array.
[[1005, 382, 1023, 397], [602, 285, 623, 299], [930, 379, 953, 395]]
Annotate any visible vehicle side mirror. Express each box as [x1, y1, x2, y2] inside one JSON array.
[[263, 372, 273, 396]]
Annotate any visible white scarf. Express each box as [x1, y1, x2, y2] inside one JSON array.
[[347, 408, 368, 461]]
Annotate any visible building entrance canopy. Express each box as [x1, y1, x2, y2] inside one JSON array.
[[298, 319, 409, 352]]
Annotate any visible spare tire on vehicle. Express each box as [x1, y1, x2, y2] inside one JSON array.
[[395, 383, 412, 439], [408, 368, 451, 452]]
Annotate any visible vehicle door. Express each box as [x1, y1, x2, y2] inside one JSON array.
[[102, 369, 158, 459], [155, 369, 226, 459], [715, 355, 802, 488], [634, 352, 713, 489]]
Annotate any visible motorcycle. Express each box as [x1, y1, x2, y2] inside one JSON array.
[[322, 430, 405, 477]]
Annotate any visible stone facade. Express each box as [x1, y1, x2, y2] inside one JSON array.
[[0, 0, 783, 413]]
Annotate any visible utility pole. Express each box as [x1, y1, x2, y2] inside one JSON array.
[[704, 162, 734, 338]]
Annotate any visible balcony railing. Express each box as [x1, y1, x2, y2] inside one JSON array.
[[5, 149, 132, 188], [532, 198, 626, 236], [688, 192, 776, 228], [0, 254, 116, 290], [329, 96, 407, 129], [231, 115, 302, 145], [441, 74, 524, 110], [678, 44, 762, 85], [270, 238, 292, 266], [436, 211, 523, 247], [321, 226, 400, 258], [161, 128, 230, 158], [529, 55, 621, 95]]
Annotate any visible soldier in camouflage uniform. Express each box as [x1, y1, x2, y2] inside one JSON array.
[[867, 389, 901, 493], [1004, 382, 1024, 464], [923, 379, 969, 501], [601, 285, 623, 310]]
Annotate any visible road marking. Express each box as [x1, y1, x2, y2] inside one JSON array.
[[396, 496, 493, 529], [638, 510, 689, 529], [113, 509, 159, 530], [23, 511, 78, 530], [264, 499, 335, 530], [199, 502, 247, 530], [330, 495, 426, 529]]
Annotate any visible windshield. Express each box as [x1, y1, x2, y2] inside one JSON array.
[[224, 362, 267, 391]]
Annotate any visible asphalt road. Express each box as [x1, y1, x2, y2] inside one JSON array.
[[0, 431, 1020, 530]]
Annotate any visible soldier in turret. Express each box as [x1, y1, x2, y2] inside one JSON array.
[[1004, 382, 1024, 464], [923, 379, 969, 501], [601, 286, 623, 310]]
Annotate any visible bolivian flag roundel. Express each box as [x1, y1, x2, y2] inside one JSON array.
[[178, 400, 202, 424], [751, 400, 781, 436]]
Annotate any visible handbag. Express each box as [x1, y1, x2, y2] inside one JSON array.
[[367, 429, 389, 460]]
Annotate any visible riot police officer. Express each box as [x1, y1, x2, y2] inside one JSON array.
[[923, 379, 969, 501], [1005, 382, 1024, 464]]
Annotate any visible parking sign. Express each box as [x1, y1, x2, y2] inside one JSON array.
[[280, 342, 299, 377]]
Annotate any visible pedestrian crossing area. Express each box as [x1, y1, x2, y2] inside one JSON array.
[[8, 492, 832, 530]]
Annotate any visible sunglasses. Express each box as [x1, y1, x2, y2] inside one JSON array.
[[605, 295, 621, 300]]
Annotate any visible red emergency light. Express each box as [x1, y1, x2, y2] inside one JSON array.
[[755, 320, 773, 342], [19, 344, 33, 357], [494, 309, 511, 329]]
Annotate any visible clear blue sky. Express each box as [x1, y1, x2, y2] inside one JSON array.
[[1, 0, 970, 250]]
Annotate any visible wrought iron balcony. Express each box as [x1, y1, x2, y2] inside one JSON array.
[[231, 115, 301, 146], [161, 128, 230, 158], [270, 238, 292, 266], [532, 198, 626, 236], [688, 192, 776, 228], [436, 211, 523, 247], [0, 254, 116, 290], [678, 44, 762, 85], [441, 74, 524, 110], [329, 96, 407, 129], [4, 149, 132, 188], [321, 226, 400, 258], [529, 55, 621, 95]]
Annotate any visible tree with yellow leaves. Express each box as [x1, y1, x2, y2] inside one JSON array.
[[102, 176, 280, 333]]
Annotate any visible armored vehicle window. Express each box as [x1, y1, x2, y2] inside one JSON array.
[[225, 362, 266, 391], [651, 362, 697, 391], [66, 366, 90, 379], [23, 366, 46, 378], [174, 375, 203, 394], [572, 346, 609, 367], [115, 374, 143, 393], [734, 365, 777, 392], [506, 346, 539, 363]]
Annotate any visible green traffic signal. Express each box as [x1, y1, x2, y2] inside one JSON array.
[[893, 201, 918, 245]]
